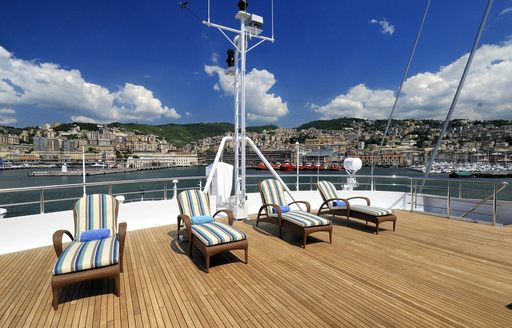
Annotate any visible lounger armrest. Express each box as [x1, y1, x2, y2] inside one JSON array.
[[288, 200, 311, 212], [321, 198, 351, 210], [117, 222, 127, 267], [346, 197, 371, 206], [52, 230, 74, 257], [178, 214, 192, 241], [258, 203, 282, 219], [214, 209, 235, 225]]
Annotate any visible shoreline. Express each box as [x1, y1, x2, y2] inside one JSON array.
[[27, 165, 200, 177]]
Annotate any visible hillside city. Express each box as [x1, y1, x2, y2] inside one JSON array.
[[1, 119, 512, 169]]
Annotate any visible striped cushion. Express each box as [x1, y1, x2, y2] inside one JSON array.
[[191, 222, 246, 247], [281, 211, 331, 227], [260, 179, 287, 214], [53, 236, 119, 275], [178, 190, 211, 218], [317, 181, 339, 208], [350, 205, 394, 216], [75, 194, 117, 238]]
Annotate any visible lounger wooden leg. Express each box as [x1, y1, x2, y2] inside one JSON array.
[[52, 287, 60, 310], [376, 222, 379, 235], [393, 220, 396, 231], [329, 229, 332, 244], [114, 273, 120, 297], [205, 256, 210, 273], [303, 233, 307, 248], [245, 248, 248, 264]]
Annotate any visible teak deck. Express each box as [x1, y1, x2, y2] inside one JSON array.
[[1, 211, 512, 327]]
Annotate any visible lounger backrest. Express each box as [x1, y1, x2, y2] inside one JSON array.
[[177, 189, 211, 218], [74, 194, 118, 238], [259, 179, 287, 212], [317, 181, 338, 208]]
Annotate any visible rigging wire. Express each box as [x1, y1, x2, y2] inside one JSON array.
[[369, 0, 431, 190], [420, 0, 494, 193], [179, 1, 203, 22]]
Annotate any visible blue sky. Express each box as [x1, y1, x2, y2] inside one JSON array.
[[0, 0, 511, 128]]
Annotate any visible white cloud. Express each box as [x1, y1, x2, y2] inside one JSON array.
[[211, 52, 219, 64], [185, 111, 192, 116], [70, 115, 96, 124], [313, 41, 512, 120], [204, 65, 288, 122], [0, 108, 17, 125], [0, 46, 181, 123], [499, 7, 512, 15], [369, 18, 395, 35]]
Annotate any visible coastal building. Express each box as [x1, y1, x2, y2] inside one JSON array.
[[33, 136, 60, 152], [0, 134, 19, 145], [127, 152, 198, 168]]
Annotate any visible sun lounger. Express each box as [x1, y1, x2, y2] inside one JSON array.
[[317, 180, 396, 234], [51, 194, 127, 310], [257, 179, 332, 248], [177, 189, 248, 272]]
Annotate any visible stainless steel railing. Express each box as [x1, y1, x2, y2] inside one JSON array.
[[0, 173, 508, 225]]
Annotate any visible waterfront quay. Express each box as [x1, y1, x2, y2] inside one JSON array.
[[27, 165, 177, 177]]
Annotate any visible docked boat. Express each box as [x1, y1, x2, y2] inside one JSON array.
[[449, 170, 474, 178], [279, 162, 296, 171], [327, 163, 343, 171], [255, 162, 267, 170], [271, 163, 281, 170]]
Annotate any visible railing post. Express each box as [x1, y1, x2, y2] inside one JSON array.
[[447, 181, 451, 218], [108, 184, 112, 195], [410, 179, 414, 212], [173, 179, 179, 199], [164, 180, 168, 200], [414, 180, 418, 210], [310, 176, 313, 191], [140, 187, 144, 201], [492, 183, 497, 226], [199, 179, 202, 190], [40, 188, 45, 214], [458, 182, 462, 198]]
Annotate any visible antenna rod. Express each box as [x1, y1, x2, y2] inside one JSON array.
[[271, 0, 274, 39], [370, 0, 430, 190], [421, 0, 494, 192]]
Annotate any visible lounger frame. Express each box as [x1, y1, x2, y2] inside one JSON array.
[[256, 181, 332, 248]]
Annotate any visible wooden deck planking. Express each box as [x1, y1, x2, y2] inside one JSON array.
[[0, 211, 511, 327]]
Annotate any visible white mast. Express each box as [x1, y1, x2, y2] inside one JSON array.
[[201, 0, 277, 218]]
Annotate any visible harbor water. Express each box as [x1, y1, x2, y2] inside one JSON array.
[[1, 166, 511, 222]]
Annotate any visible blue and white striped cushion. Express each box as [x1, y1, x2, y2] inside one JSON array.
[[75, 194, 118, 238], [178, 190, 211, 218], [53, 236, 119, 275], [317, 181, 339, 209], [191, 222, 246, 247], [350, 205, 394, 216], [260, 179, 287, 207], [281, 211, 331, 227]]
